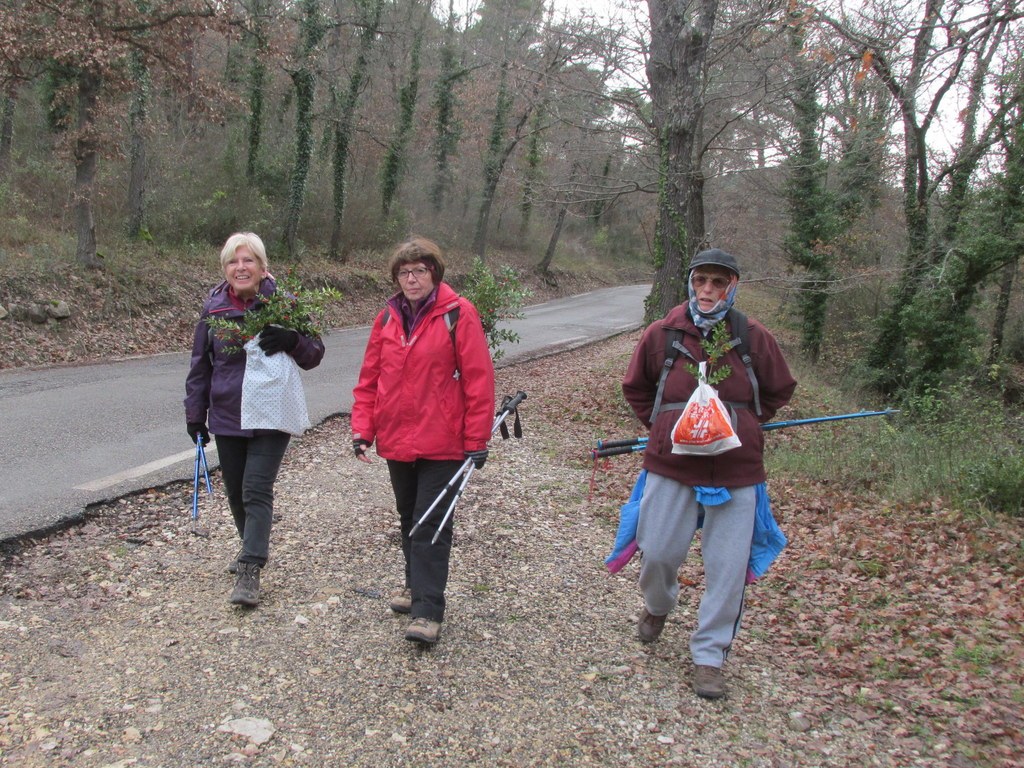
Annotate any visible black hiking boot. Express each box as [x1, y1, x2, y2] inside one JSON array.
[[230, 562, 261, 607]]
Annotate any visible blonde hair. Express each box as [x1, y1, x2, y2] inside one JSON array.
[[219, 232, 269, 272]]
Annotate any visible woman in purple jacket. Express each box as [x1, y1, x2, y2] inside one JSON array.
[[184, 232, 325, 607]]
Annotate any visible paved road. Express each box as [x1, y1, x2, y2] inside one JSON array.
[[0, 284, 650, 544]]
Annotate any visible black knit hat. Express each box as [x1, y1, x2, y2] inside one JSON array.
[[689, 248, 740, 278]]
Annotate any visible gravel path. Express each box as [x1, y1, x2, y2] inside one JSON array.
[[0, 335, 1007, 767]]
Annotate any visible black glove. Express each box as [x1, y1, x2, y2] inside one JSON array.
[[465, 449, 488, 469], [258, 324, 300, 355], [353, 440, 370, 458], [188, 422, 210, 446]]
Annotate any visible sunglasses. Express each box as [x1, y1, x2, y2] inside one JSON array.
[[691, 274, 732, 290]]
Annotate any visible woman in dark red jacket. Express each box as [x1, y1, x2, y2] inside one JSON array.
[[352, 237, 495, 645], [185, 232, 325, 608]]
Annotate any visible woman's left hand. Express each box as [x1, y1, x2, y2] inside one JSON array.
[[258, 324, 299, 355]]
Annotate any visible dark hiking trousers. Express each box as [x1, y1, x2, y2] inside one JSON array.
[[215, 432, 290, 566], [387, 458, 465, 623]]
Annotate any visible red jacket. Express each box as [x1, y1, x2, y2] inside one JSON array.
[[351, 282, 495, 461], [622, 304, 796, 488]]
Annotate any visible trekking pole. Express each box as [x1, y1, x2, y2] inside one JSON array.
[[410, 390, 527, 539], [760, 409, 899, 431], [191, 434, 213, 537], [198, 436, 213, 495], [596, 437, 647, 450], [591, 443, 647, 459], [592, 410, 902, 461]]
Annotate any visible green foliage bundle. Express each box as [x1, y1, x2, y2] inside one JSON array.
[[460, 257, 531, 361], [684, 322, 733, 385], [206, 274, 341, 353]]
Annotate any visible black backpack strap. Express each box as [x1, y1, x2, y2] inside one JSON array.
[[726, 307, 761, 417], [651, 328, 692, 423], [444, 305, 460, 379]]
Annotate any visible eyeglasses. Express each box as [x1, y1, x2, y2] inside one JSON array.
[[397, 266, 430, 281], [691, 274, 732, 290]]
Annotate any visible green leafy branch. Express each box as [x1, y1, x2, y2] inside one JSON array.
[[206, 273, 342, 354], [460, 258, 531, 361], [685, 323, 734, 386]]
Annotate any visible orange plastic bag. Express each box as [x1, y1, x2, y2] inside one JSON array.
[[670, 362, 742, 456]]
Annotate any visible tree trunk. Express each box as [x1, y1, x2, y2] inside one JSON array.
[[538, 204, 567, 274], [0, 88, 15, 181], [988, 256, 1019, 366], [328, 0, 383, 260], [282, 0, 326, 259], [381, 24, 423, 216], [74, 69, 102, 270], [283, 67, 316, 259], [126, 52, 149, 239], [431, 0, 462, 214], [644, 0, 719, 322]]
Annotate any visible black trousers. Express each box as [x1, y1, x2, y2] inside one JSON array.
[[387, 458, 464, 623], [215, 432, 290, 566]]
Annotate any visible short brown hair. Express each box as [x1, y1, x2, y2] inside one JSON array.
[[388, 237, 446, 284]]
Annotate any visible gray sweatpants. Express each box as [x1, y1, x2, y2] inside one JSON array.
[[635, 472, 755, 667]]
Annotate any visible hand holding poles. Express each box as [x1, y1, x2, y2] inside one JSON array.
[[191, 434, 213, 537], [409, 391, 527, 540]]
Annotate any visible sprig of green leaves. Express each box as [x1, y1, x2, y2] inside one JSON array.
[[205, 274, 342, 354], [685, 322, 734, 386]]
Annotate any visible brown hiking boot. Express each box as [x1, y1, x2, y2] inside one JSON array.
[[693, 665, 726, 699], [637, 609, 667, 643], [389, 587, 412, 614], [405, 617, 441, 645], [230, 562, 261, 607]]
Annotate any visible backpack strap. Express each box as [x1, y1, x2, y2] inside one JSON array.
[[651, 327, 692, 423], [444, 305, 460, 379], [725, 307, 761, 417]]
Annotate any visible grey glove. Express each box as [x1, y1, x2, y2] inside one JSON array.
[[465, 449, 488, 469]]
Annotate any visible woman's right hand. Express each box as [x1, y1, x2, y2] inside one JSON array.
[[353, 439, 373, 464]]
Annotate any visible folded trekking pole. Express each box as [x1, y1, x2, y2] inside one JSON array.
[[410, 391, 527, 543], [191, 434, 213, 537]]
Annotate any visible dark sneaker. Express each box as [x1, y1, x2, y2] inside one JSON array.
[[638, 609, 667, 643], [405, 617, 441, 645], [230, 562, 261, 607], [389, 587, 412, 614], [227, 547, 243, 574], [693, 665, 726, 699]]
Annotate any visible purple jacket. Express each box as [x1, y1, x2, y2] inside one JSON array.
[[184, 276, 326, 437]]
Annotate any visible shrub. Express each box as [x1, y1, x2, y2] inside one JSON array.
[[460, 257, 531, 360]]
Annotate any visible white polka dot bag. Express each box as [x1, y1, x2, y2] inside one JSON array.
[[239, 335, 312, 436]]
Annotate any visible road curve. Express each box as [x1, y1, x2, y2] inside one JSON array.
[[0, 284, 650, 544]]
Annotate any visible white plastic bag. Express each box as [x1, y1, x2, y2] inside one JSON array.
[[240, 335, 311, 436], [670, 362, 741, 456]]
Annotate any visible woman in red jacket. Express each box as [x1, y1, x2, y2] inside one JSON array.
[[351, 237, 495, 645]]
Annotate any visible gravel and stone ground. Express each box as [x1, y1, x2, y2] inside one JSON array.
[[1, 333, 1020, 767]]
